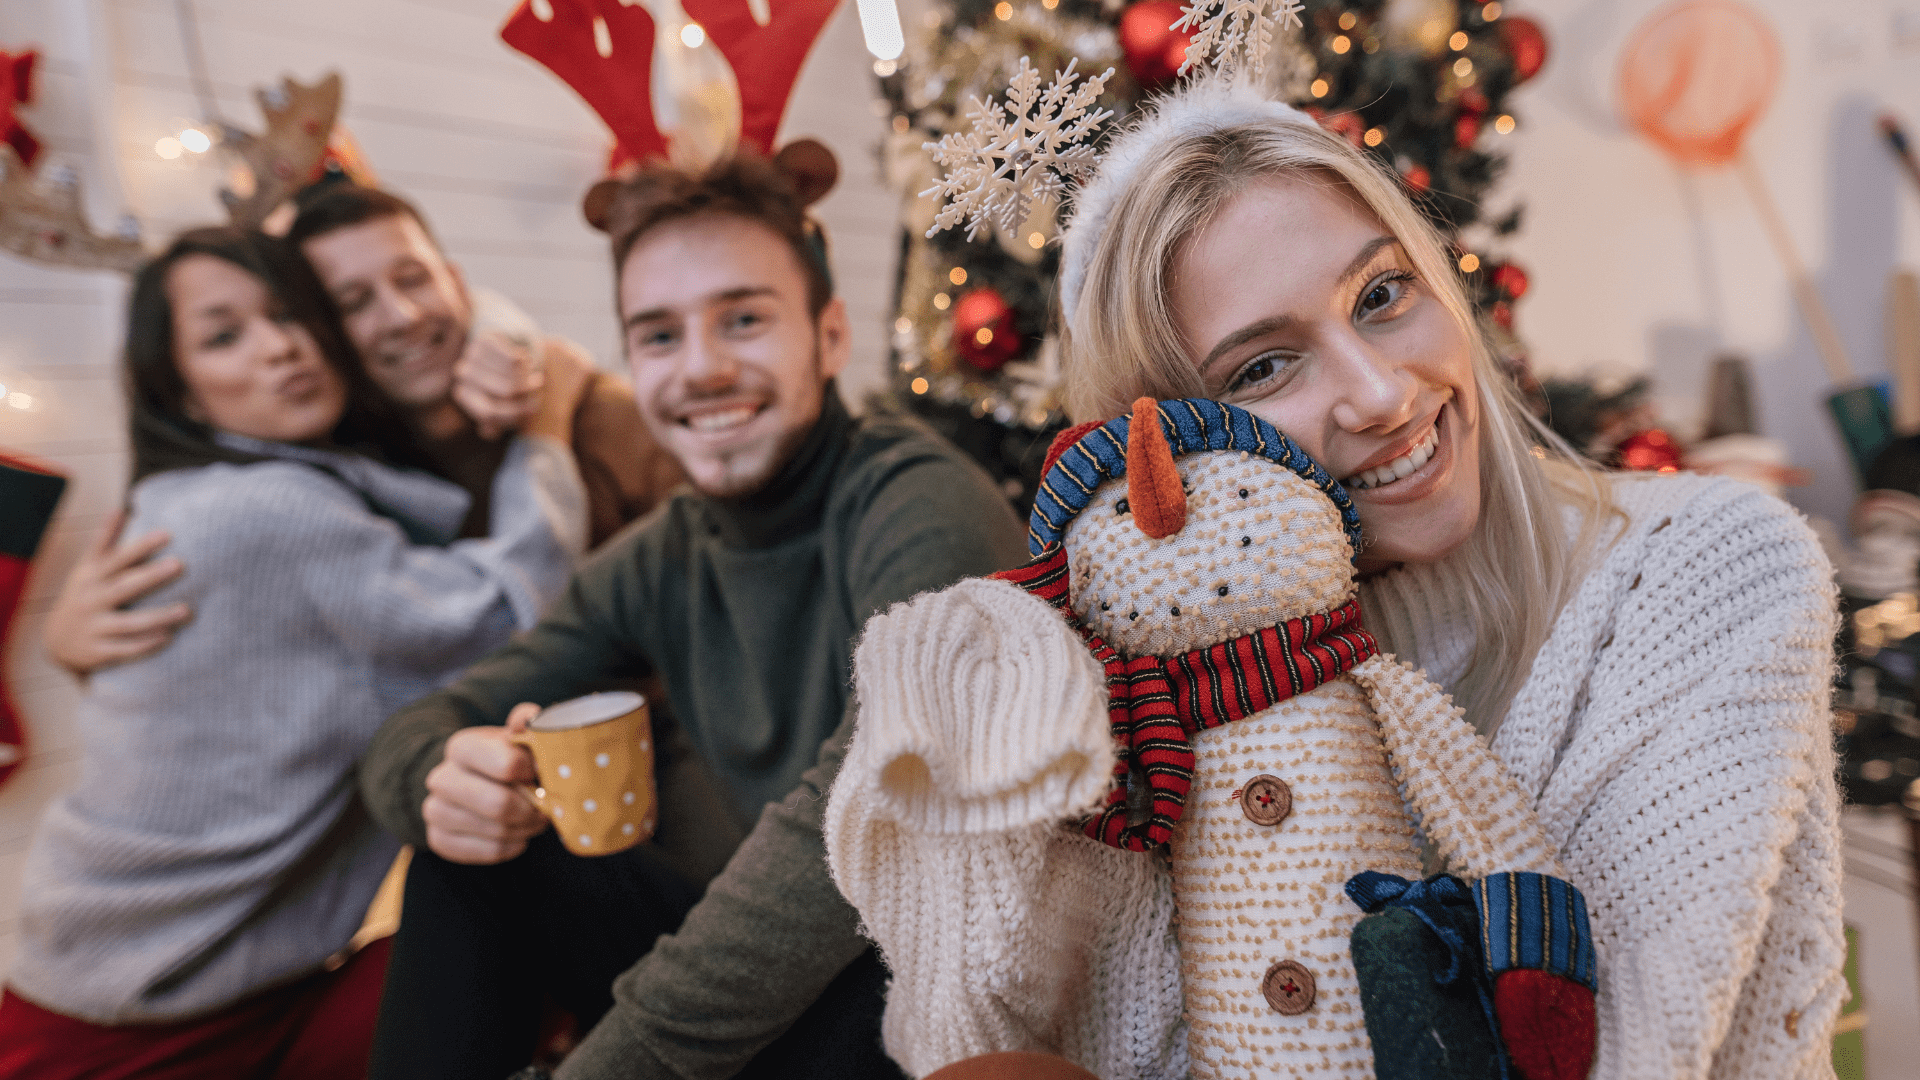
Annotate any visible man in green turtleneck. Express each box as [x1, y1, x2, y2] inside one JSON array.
[[357, 156, 1026, 1080]]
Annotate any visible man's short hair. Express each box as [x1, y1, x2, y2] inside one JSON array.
[[287, 183, 439, 250], [591, 154, 832, 318]]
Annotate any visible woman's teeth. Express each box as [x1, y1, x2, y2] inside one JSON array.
[[687, 406, 757, 432], [1346, 428, 1438, 491]]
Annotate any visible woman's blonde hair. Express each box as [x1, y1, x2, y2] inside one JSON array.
[[1061, 111, 1614, 733]]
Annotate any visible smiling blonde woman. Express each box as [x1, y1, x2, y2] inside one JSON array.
[[1057, 83, 1845, 1079]]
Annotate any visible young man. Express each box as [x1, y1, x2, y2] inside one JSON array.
[[289, 185, 684, 545], [44, 186, 685, 675], [358, 156, 1026, 1079]]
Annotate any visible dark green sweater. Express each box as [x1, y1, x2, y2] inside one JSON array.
[[358, 392, 1026, 1079]]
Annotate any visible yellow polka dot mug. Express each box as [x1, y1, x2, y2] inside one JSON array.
[[509, 691, 656, 856]]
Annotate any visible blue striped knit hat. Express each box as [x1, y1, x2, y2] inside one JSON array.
[[1028, 397, 1361, 557]]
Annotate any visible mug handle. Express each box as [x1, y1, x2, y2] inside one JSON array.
[[505, 730, 549, 816]]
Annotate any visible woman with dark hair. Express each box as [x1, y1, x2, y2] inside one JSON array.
[[0, 227, 589, 1078]]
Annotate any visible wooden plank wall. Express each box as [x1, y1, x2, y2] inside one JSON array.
[[0, 0, 910, 973]]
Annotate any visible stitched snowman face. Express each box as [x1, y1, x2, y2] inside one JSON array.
[[1063, 449, 1356, 657]]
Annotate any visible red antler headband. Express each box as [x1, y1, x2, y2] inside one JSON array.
[[501, 0, 839, 172]]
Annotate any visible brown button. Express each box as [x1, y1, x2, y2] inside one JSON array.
[[1262, 959, 1316, 1015], [1240, 774, 1292, 826]]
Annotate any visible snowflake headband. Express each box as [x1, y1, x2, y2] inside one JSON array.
[[920, 0, 1305, 247], [1057, 83, 1311, 335]]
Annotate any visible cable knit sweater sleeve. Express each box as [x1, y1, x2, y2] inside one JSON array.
[[1366, 474, 1845, 1080]]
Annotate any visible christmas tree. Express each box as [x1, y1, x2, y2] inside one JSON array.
[[871, 0, 1548, 508]]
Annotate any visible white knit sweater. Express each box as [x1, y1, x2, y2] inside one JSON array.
[[829, 471, 1844, 1079], [1360, 472, 1846, 1079]]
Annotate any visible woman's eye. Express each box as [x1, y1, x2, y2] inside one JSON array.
[[1358, 271, 1415, 318], [202, 327, 240, 350], [1229, 351, 1289, 393]]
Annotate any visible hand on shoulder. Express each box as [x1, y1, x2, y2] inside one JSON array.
[[43, 508, 192, 678]]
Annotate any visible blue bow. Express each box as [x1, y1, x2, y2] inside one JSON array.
[[1346, 871, 1509, 1080]]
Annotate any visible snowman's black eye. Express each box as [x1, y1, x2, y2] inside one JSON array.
[[1100, 601, 1110, 610], [1238, 488, 1250, 499], [1217, 585, 1229, 596], [1170, 606, 1181, 616], [1116, 499, 1130, 514], [1241, 536, 1251, 546], [1128, 611, 1138, 620]]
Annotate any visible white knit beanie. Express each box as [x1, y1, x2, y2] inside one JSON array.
[[1057, 80, 1314, 335]]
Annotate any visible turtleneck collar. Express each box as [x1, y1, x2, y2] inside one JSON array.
[[700, 382, 853, 549]]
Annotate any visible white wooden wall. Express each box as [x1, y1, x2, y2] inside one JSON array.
[[0, 0, 905, 976]]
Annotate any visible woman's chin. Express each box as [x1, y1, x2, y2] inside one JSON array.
[[1354, 500, 1479, 569]]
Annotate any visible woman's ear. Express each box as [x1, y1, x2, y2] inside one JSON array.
[[773, 138, 838, 207]]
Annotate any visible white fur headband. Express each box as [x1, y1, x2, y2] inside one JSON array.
[[1056, 81, 1312, 336]]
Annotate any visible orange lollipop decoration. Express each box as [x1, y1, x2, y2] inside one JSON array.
[[1618, 0, 1855, 387]]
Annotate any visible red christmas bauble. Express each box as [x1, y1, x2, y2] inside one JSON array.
[[952, 286, 1023, 372], [1119, 1, 1195, 90], [1490, 300, 1513, 330], [1401, 164, 1432, 193], [1321, 111, 1366, 147], [1613, 428, 1683, 472], [1499, 16, 1549, 84], [1457, 87, 1491, 117], [1454, 112, 1481, 148], [1490, 262, 1529, 300]]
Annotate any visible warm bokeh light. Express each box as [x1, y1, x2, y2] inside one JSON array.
[[1331, 34, 1351, 54], [975, 328, 994, 345], [949, 267, 968, 285], [680, 23, 706, 48], [994, 2, 1012, 19], [1494, 114, 1516, 134], [873, 58, 897, 76], [1482, 2, 1502, 20], [910, 377, 929, 394], [1449, 31, 1469, 51], [933, 292, 951, 310], [155, 137, 183, 159], [1363, 127, 1384, 147], [1458, 253, 1481, 272], [179, 128, 211, 153], [1310, 78, 1329, 98], [895, 316, 912, 333], [1027, 232, 1045, 249], [1454, 57, 1473, 77], [1338, 12, 1357, 30]]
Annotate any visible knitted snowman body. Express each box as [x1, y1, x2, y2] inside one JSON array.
[[827, 399, 1585, 1080], [1059, 408, 1456, 1077]]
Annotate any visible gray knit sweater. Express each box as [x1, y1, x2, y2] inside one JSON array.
[[8, 435, 585, 1024]]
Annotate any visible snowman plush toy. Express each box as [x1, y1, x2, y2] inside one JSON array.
[[826, 398, 1602, 1080]]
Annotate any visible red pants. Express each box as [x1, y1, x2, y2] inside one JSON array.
[[0, 937, 390, 1080]]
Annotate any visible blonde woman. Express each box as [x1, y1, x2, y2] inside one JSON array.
[[1054, 84, 1843, 1079]]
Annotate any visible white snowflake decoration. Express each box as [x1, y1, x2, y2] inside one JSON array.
[[921, 57, 1115, 242], [1174, 0, 1305, 82]]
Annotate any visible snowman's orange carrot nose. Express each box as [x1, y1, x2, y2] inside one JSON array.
[[1127, 397, 1186, 538]]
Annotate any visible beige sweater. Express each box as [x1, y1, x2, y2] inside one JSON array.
[[827, 472, 1845, 1079]]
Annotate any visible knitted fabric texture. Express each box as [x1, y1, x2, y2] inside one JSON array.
[[1029, 397, 1359, 561], [828, 410, 1567, 1079], [1358, 473, 1847, 1079]]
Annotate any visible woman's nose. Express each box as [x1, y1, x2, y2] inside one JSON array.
[[1325, 339, 1418, 434], [254, 317, 300, 365]]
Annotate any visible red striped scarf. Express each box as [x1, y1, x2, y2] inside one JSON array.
[[992, 547, 1378, 852]]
